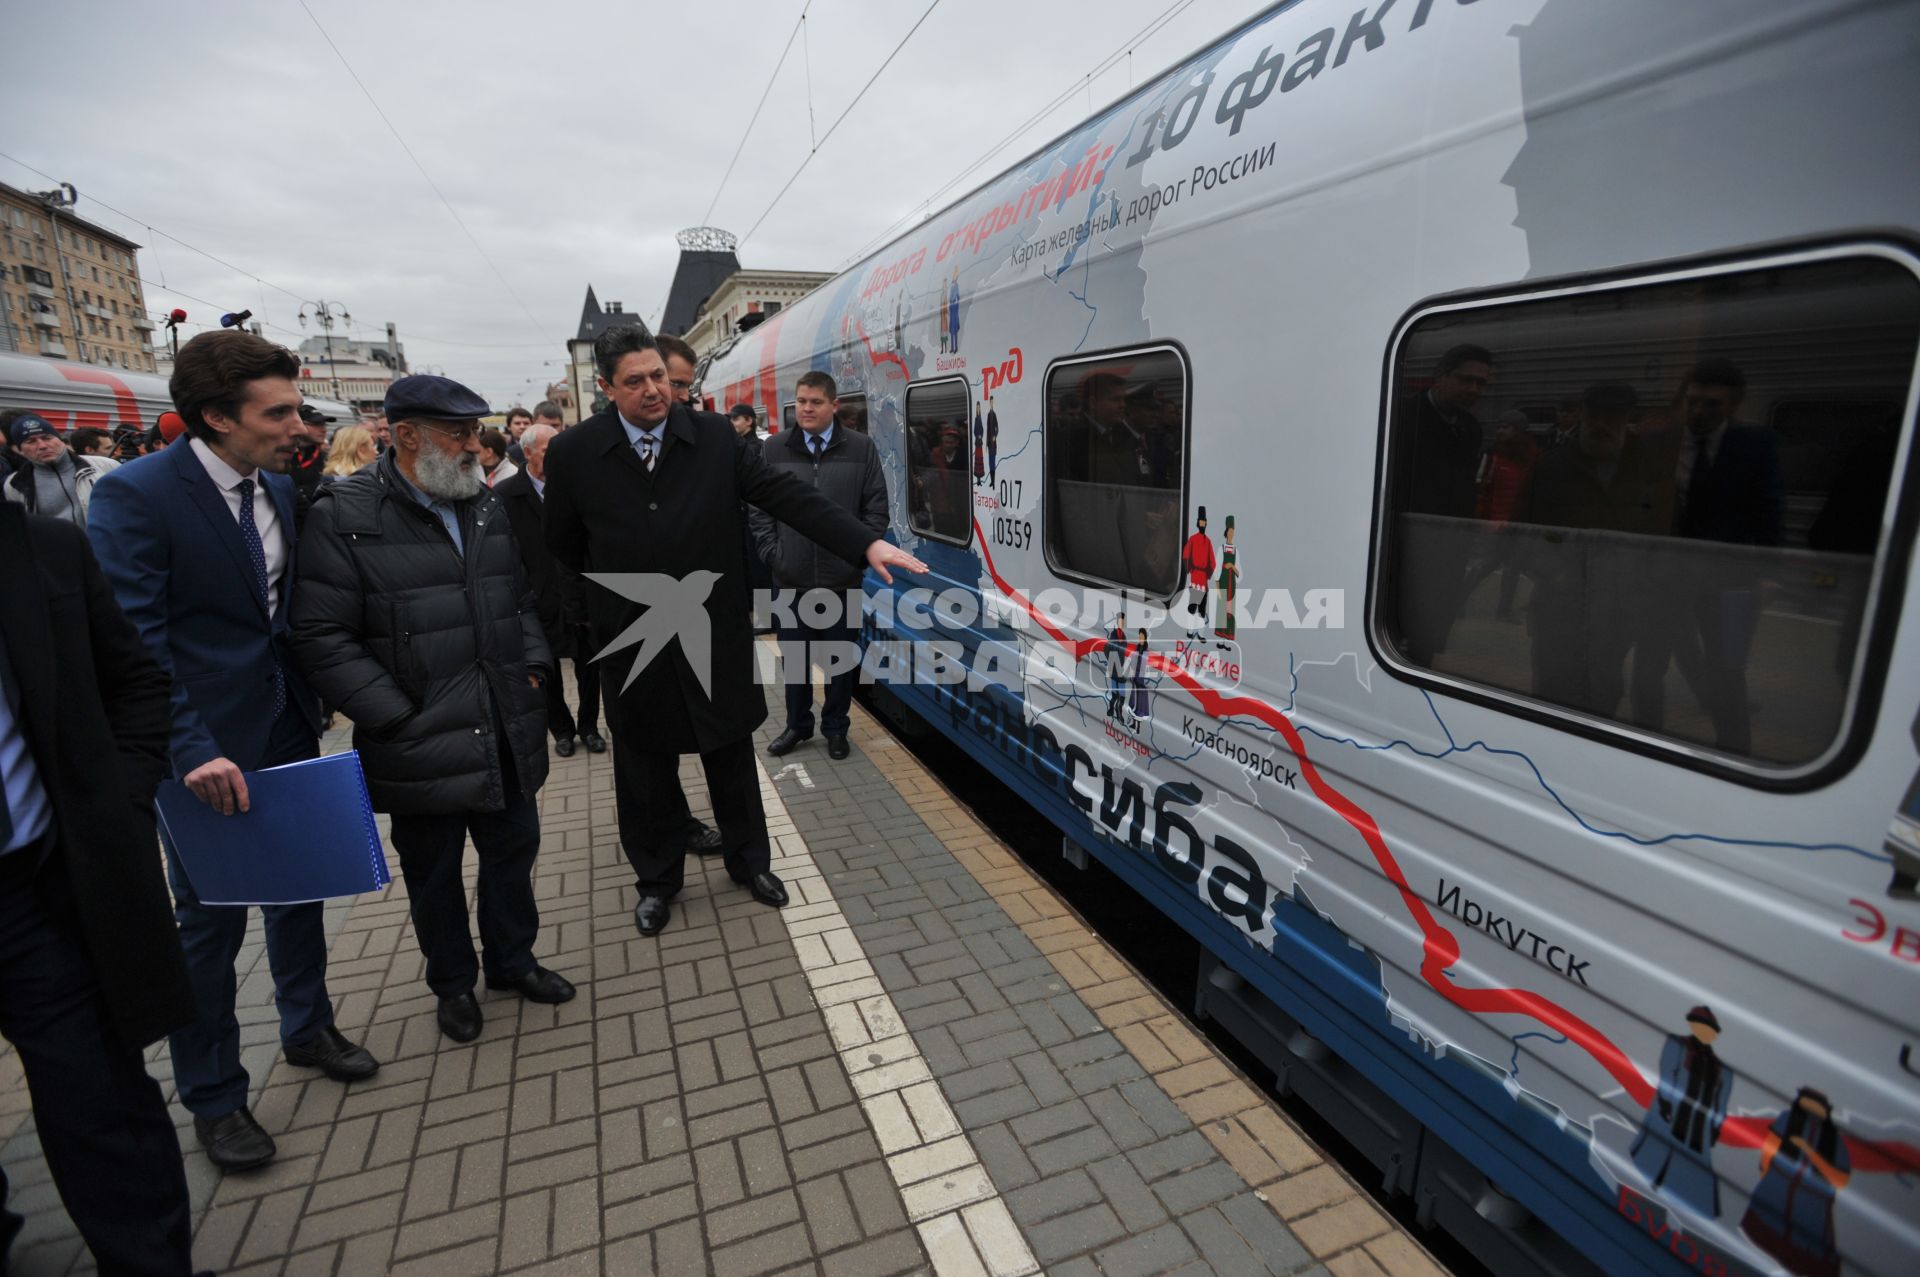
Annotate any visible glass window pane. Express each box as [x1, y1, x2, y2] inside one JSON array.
[[1378, 253, 1920, 771], [905, 379, 972, 545], [1044, 348, 1187, 596], [837, 393, 868, 436]]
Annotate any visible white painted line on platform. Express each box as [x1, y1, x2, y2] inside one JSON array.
[[758, 759, 1041, 1277]]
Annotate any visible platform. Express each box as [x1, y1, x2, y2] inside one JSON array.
[[0, 694, 1446, 1277]]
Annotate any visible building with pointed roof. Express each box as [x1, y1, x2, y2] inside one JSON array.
[[564, 285, 647, 424]]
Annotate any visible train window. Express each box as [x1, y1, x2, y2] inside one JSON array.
[[782, 401, 796, 434], [1044, 346, 1188, 597], [837, 392, 868, 436], [904, 378, 973, 546], [1376, 251, 1920, 778]]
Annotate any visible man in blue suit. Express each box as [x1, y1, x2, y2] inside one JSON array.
[[88, 331, 377, 1173]]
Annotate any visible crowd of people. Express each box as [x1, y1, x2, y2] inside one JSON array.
[[0, 325, 923, 1274]]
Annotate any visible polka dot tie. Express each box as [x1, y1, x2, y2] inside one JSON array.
[[236, 479, 287, 720]]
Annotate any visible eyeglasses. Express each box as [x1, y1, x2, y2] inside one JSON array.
[[416, 421, 479, 443], [668, 379, 694, 392]]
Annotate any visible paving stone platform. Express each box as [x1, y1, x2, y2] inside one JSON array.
[[1, 685, 1446, 1276]]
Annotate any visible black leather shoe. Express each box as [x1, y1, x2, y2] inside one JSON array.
[[284, 1024, 380, 1082], [767, 727, 812, 756], [581, 731, 608, 754], [688, 821, 724, 855], [485, 964, 577, 1004], [826, 734, 850, 760], [437, 993, 483, 1043], [194, 1107, 276, 1171], [634, 895, 672, 936], [735, 871, 789, 908], [554, 735, 576, 758]]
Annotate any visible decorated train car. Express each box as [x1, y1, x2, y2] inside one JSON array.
[[0, 348, 358, 439], [703, 1, 1920, 1273]]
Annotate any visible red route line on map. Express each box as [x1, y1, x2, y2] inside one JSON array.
[[962, 516, 1920, 1176], [853, 319, 911, 381]]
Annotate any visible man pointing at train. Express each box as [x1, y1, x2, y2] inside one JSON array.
[[543, 327, 926, 938]]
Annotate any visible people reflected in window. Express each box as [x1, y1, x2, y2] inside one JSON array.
[[1396, 344, 1493, 665], [1630, 359, 1784, 754], [1511, 382, 1668, 719], [1045, 353, 1186, 596]]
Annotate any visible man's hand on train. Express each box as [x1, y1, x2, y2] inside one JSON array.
[[866, 541, 928, 585]]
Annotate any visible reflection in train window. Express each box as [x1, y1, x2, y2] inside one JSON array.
[[1377, 253, 1920, 775], [904, 378, 972, 545], [1043, 347, 1187, 597], [837, 392, 869, 436]]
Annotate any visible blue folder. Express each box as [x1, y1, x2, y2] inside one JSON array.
[[155, 751, 391, 905]]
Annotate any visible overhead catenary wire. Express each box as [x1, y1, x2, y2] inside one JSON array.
[[834, 0, 1202, 271], [0, 148, 318, 309], [738, 0, 944, 248], [700, 1, 810, 228], [296, 0, 548, 343]]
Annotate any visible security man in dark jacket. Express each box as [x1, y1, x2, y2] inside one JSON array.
[[752, 372, 888, 760], [0, 504, 198, 1274], [292, 375, 573, 1044], [545, 327, 925, 938]]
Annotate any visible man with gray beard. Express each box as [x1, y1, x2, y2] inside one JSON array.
[[292, 375, 572, 1044]]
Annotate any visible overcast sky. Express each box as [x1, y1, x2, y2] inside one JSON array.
[[8, 0, 1250, 410]]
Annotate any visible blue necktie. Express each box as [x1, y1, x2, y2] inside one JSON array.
[[237, 479, 288, 720], [811, 434, 825, 460]]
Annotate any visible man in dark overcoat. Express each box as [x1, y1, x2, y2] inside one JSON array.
[[0, 503, 199, 1274], [545, 327, 924, 937]]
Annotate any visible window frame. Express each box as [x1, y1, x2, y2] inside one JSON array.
[[902, 375, 975, 548], [1367, 238, 1920, 793], [836, 390, 870, 436], [1040, 340, 1193, 603]]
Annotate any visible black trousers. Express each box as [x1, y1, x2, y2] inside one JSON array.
[[542, 625, 601, 741], [613, 735, 770, 897], [778, 610, 860, 738], [0, 844, 193, 1276], [385, 736, 541, 999]]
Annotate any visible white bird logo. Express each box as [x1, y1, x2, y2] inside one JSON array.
[[586, 571, 722, 697]]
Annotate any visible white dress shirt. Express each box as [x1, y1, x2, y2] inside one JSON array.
[[189, 437, 288, 614]]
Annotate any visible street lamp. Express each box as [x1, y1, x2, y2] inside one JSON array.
[[299, 300, 352, 404], [34, 183, 86, 356]]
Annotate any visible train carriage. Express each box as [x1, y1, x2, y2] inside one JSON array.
[[704, 2, 1920, 1273]]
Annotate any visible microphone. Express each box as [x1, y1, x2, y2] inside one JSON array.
[[165, 308, 187, 330], [220, 310, 253, 328]]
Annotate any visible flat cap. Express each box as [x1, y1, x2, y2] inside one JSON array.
[[385, 374, 491, 422]]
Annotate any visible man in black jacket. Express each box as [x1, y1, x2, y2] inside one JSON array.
[[0, 504, 198, 1275], [753, 372, 888, 761], [496, 423, 603, 758], [292, 375, 574, 1044], [545, 327, 925, 938]]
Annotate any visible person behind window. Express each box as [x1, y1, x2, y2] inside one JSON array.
[[1510, 382, 1667, 719], [1397, 344, 1494, 666], [1467, 409, 1540, 620], [1630, 358, 1784, 753]]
